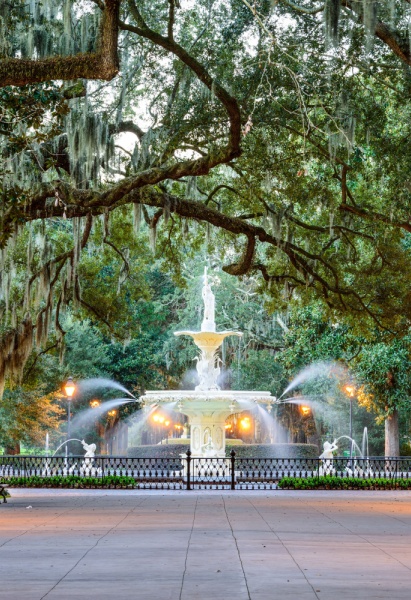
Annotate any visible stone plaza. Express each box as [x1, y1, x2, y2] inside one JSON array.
[[1, 489, 411, 599]]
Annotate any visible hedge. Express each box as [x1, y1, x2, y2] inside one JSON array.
[[3, 475, 137, 489], [278, 476, 411, 490], [127, 443, 319, 459]]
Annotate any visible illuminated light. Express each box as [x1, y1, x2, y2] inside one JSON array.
[[108, 409, 117, 417], [343, 384, 356, 398], [64, 377, 76, 398], [158, 416, 165, 424], [240, 417, 251, 430], [175, 424, 182, 430], [153, 414, 160, 422], [165, 420, 170, 427], [90, 399, 100, 408], [300, 405, 311, 416]]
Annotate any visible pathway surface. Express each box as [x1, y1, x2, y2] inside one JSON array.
[[1, 489, 411, 599]]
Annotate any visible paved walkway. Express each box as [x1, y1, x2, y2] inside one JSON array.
[[1, 489, 411, 599]]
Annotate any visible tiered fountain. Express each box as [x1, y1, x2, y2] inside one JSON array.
[[141, 268, 274, 457]]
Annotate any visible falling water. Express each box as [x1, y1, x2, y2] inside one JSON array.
[[280, 361, 346, 398], [77, 378, 135, 398], [70, 398, 135, 431], [256, 404, 288, 443], [127, 406, 156, 445], [361, 427, 369, 459], [335, 435, 363, 457], [279, 396, 342, 431], [53, 438, 83, 456]]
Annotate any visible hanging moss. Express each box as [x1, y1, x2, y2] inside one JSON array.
[[324, 0, 341, 46]]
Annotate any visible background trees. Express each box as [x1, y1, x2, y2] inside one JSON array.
[[2, 1, 411, 454]]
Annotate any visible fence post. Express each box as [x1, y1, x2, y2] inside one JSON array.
[[186, 450, 192, 491], [230, 450, 236, 490]]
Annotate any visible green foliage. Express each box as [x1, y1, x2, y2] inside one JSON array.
[[126, 443, 318, 459], [64, 319, 111, 379], [353, 337, 411, 418], [0, 387, 63, 450], [3, 475, 137, 489], [233, 350, 286, 396], [278, 476, 411, 490]]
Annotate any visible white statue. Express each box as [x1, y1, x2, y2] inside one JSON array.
[[201, 267, 216, 332], [201, 435, 218, 458], [195, 351, 220, 391], [81, 440, 101, 476], [319, 439, 338, 476], [82, 440, 96, 458], [319, 440, 338, 460]]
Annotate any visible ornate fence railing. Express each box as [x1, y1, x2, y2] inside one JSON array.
[[1, 452, 411, 490]]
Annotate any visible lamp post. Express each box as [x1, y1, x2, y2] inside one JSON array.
[[343, 384, 356, 458], [64, 377, 76, 454]]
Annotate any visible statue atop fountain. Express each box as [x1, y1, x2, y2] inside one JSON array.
[[201, 267, 216, 332], [174, 267, 243, 392]]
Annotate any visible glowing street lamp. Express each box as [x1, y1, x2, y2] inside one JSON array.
[[64, 377, 76, 448], [343, 383, 357, 458]]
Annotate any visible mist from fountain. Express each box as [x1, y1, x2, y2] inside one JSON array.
[[127, 405, 156, 445], [256, 404, 288, 443]]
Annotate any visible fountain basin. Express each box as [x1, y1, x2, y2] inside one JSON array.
[[141, 390, 274, 457], [174, 330, 242, 353]]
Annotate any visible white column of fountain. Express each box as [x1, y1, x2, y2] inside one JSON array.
[[173, 268, 242, 457], [141, 267, 274, 457]]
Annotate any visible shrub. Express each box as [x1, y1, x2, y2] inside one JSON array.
[[278, 476, 411, 490], [127, 443, 318, 459], [4, 475, 137, 489]]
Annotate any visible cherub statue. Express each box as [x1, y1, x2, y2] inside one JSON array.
[[201, 435, 218, 458], [319, 440, 338, 460], [82, 440, 96, 458], [319, 439, 338, 476]]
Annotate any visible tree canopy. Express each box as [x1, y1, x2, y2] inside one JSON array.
[[2, 0, 411, 391]]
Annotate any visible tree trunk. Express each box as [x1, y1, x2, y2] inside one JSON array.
[[5, 442, 20, 455], [385, 409, 399, 457]]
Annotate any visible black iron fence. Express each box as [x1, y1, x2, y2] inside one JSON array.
[[1, 452, 411, 490]]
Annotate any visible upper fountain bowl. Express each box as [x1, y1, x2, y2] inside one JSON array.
[[174, 330, 242, 353]]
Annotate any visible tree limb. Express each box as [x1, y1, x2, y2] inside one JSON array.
[[0, 0, 121, 87]]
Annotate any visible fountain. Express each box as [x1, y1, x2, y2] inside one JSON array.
[[141, 268, 274, 457]]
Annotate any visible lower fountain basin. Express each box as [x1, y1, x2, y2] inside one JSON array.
[[142, 390, 274, 413]]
